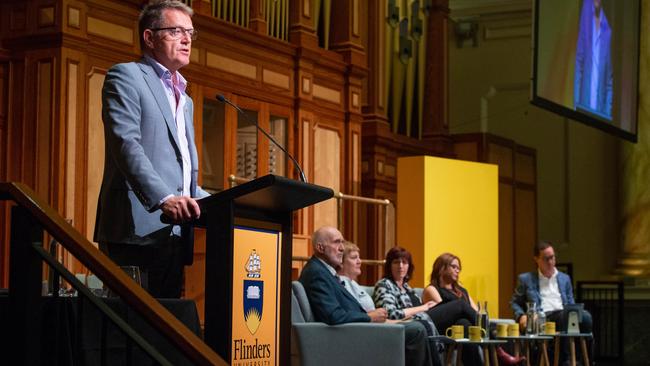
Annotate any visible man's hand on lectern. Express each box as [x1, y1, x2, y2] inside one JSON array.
[[161, 196, 201, 223]]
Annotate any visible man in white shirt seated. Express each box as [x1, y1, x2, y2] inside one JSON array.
[[511, 240, 592, 363]]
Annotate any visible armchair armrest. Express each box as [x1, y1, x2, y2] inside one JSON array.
[[292, 322, 405, 366]]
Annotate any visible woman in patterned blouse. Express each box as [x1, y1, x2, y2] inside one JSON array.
[[373, 246, 437, 335]]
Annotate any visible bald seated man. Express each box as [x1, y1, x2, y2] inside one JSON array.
[[299, 226, 438, 366]]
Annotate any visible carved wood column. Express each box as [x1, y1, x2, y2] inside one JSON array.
[[421, 0, 453, 156], [289, 0, 318, 48], [289, 0, 317, 239], [249, 0, 267, 35], [191, 0, 212, 16], [329, 0, 367, 244]]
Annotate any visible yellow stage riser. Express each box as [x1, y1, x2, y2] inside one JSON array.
[[397, 156, 499, 315]]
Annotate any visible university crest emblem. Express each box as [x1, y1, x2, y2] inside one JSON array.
[[243, 280, 263, 334], [244, 249, 263, 334]]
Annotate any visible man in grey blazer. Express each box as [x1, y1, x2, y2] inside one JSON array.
[[511, 240, 592, 363], [95, 0, 209, 298]]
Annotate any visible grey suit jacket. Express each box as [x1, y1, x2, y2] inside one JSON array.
[[510, 270, 575, 320], [94, 58, 208, 260]]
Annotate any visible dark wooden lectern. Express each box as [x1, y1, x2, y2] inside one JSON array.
[[193, 174, 333, 365]]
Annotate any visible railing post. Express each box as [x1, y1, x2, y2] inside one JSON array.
[[8, 205, 44, 365]]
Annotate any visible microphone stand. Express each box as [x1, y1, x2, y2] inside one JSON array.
[[217, 94, 308, 183]]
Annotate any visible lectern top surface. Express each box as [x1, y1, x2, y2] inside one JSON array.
[[198, 174, 333, 213]]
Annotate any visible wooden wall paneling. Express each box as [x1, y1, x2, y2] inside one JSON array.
[[231, 95, 263, 179], [223, 92, 238, 185], [188, 16, 296, 109], [257, 102, 270, 177], [0, 56, 8, 287], [514, 146, 537, 277], [312, 119, 342, 231], [186, 225, 207, 324], [0, 57, 6, 182], [84, 0, 139, 59], [189, 82, 206, 187], [84, 64, 107, 245], [486, 138, 517, 318], [60, 47, 88, 275], [514, 187, 537, 276], [515, 148, 536, 185], [298, 113, 312, 236], [267, 102, 293, 179], [1, 59, 25, 287], [34, 55, 55, 202], [346, 128, 361, 244], [341, 106, 363, 243], [186, 81, 207, 323], [498, 181, 515, 318]]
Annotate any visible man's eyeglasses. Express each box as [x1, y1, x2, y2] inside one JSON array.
[[150, 27, 197, 40]]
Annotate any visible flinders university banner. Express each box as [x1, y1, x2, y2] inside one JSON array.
[[231, 226, 282, 366]]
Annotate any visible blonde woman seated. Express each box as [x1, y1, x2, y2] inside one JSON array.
[[373, 246, 437, 335], [421, 253, 478, 334], [338, 242, 439, 366], [336, 242, 375, 311]]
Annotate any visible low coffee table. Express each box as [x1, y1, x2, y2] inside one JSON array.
[[449, 338, 507, 366], [550, 332, 592, 366]]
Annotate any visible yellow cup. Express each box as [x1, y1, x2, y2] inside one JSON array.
[[446, 325, 464, 339], [544, 321, 556, 335], [468, 326, 486, 341], [507, 323, 520, 337], [496, 323, 508, 337]]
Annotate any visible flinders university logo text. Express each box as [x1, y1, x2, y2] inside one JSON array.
[[234, 249, 272, 365]]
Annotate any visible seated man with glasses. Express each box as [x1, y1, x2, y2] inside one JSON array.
[[299, 226, 438, 366], [511, 240, 592, 363]]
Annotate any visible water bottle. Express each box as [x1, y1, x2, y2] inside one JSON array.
[[478, 300, 489, 339], [537, 308, 546, 335], [482, 301, 490, 339], [525, 302, 537, 335]]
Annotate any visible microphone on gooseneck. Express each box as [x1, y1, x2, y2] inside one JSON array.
[[216, 94, 308, 183]]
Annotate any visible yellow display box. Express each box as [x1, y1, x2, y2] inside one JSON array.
[[397, 156, 499, 315]]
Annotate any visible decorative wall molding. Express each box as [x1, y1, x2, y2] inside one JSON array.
[[206, 52, 257, 79], [312, 83, 341, 104], [87, 16, 133, 44], [262, 68, 290, 89]]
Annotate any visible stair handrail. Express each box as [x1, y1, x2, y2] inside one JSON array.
[[0, 181, 226, 366]]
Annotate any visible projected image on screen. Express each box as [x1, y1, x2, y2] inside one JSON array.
[[532, 0, 639, 141]]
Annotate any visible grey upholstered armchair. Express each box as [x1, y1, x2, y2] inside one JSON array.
[[291, 281, 405, 366]]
